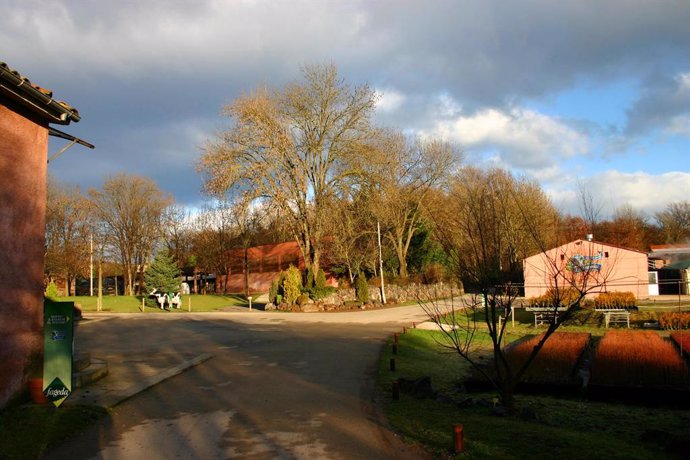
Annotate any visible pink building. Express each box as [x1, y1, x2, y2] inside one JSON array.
[[523, 239, 649, 299], [0, 62, 84, 407]]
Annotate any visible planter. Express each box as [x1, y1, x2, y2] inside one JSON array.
[[28, 378, 48, 404]]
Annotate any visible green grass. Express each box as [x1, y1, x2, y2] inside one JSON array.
[[0, 403, 108, 459], [378, 328, 690, 459], [60, 294, 248, 313]]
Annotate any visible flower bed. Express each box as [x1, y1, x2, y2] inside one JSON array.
[[671, 332, 690, 355], [505, 332, 590, 383], [591, 331, 690, 388]]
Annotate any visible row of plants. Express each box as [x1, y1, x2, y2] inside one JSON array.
[[497, 331, 690, 389], [671, 331, 690, 355], [525, 289, 638, 310], [504, 332, 590, 383], [659, 312, 690, 330], [591, 331, 690, 388]]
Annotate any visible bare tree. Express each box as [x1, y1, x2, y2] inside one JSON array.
[[366, 129, 457, 278], [89, 174, 172, 295], [45, 177, 92, 295], [421, 166, 612, 413], [656, 200, 690, 243], [198, 63, 377, 276]]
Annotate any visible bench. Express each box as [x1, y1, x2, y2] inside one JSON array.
[[533, 311, 560, 326], [603, 310, 630, 328]]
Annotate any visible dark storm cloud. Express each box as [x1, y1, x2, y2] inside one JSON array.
[[3, 0, 690, 207]]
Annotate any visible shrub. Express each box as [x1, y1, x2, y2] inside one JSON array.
[[591, 331, 690, 388], [505, 332, 590, 383], [355, 273, 369, 303], [526, 288, 582, 309], [658, 312, 690, 330], [671, 332, 690, 354], [268, 279, 279, 305], [45, 281, 60, 299], [296, 293, 311, 307], [282, 265, 302, 305], [594, 291, 636, 310], [422, 263, 446, 284], [305, 266, 315, 290]]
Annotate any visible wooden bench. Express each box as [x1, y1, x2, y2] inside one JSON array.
[[603, 310, 630, 328]]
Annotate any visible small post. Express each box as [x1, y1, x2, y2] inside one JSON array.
[[188, 296, 191, 312], [453, 424, 465, 453], [141, 297, 145, 313], [392, 344, 397, 355], [412, 322, 416, 328], [402, 326, 407, 334], [392, 380, 400, 400], [248, 296, 253, 311], [390, 357, 396, 372], [394, 333, 399, 344]]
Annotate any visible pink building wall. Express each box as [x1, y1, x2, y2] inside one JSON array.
[[0, 103, 48, 406], [523, 239, 649, 299]]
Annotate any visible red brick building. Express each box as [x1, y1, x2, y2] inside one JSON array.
[[0, 62, 83, 407]]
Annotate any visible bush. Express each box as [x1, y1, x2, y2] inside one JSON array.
[[355, 273, 369, 303], [45, 280, 60, 299], [296, 293, 311, 307], [659, 312, 690, 330], [268, 279, 279, 305], [527, 288, 582, 309], [594, 291, 636, 310], [307, 268, 333, 300], [282, 265, 303, 305], [422, 263, 446, 284]]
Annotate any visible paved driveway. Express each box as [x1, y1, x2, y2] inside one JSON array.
[[48, 305, 432, 459]]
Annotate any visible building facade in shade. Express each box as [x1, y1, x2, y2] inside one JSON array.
[[0, 62, 83, 407], [523, 239, 650, 299]]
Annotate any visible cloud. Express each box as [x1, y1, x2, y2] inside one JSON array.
[[626, 72, 690, 136], [548, 171, 690, 217], [429, 106, 589, 170]]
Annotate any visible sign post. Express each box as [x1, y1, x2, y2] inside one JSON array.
[[43, 299, 74, 407]]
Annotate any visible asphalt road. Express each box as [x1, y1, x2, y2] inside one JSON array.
[[47, 305, 433, 460]]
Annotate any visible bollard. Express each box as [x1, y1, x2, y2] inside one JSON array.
[[392, 380, 400, 400], [392, 343, 397, 355], [453, 424, 464, 453], [390, 357, 396, 372], [394, 333, 399, 344]]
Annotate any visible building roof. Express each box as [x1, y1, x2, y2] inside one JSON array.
[[650, 244, 690, 254], [0, 61, 80, 125]]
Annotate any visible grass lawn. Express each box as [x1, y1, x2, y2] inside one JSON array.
[[377, 327, 690, 459], [0, 404, 108, 460], [60, 294, 248, 313]]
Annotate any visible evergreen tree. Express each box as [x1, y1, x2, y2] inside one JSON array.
[[145, 250, 181, 294]]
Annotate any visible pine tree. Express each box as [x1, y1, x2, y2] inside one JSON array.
[[145, 250, 180, 294]]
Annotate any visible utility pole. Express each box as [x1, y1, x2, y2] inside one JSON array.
[[378, 221, 386, 304]]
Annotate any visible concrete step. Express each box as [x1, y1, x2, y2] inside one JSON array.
[[73, 358, 108, 389]]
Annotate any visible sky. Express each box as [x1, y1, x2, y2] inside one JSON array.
[[2, 0, 688, 219]]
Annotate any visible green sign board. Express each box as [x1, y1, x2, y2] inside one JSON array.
[[43, 299, 74, 407]]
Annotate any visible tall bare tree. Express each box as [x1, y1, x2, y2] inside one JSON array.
[[45, 177, 92, 295], [89, 174, 172, 295], [198, 63, 377, 275], [656, 200, 690, 243], [365, 129, 457, 278]]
